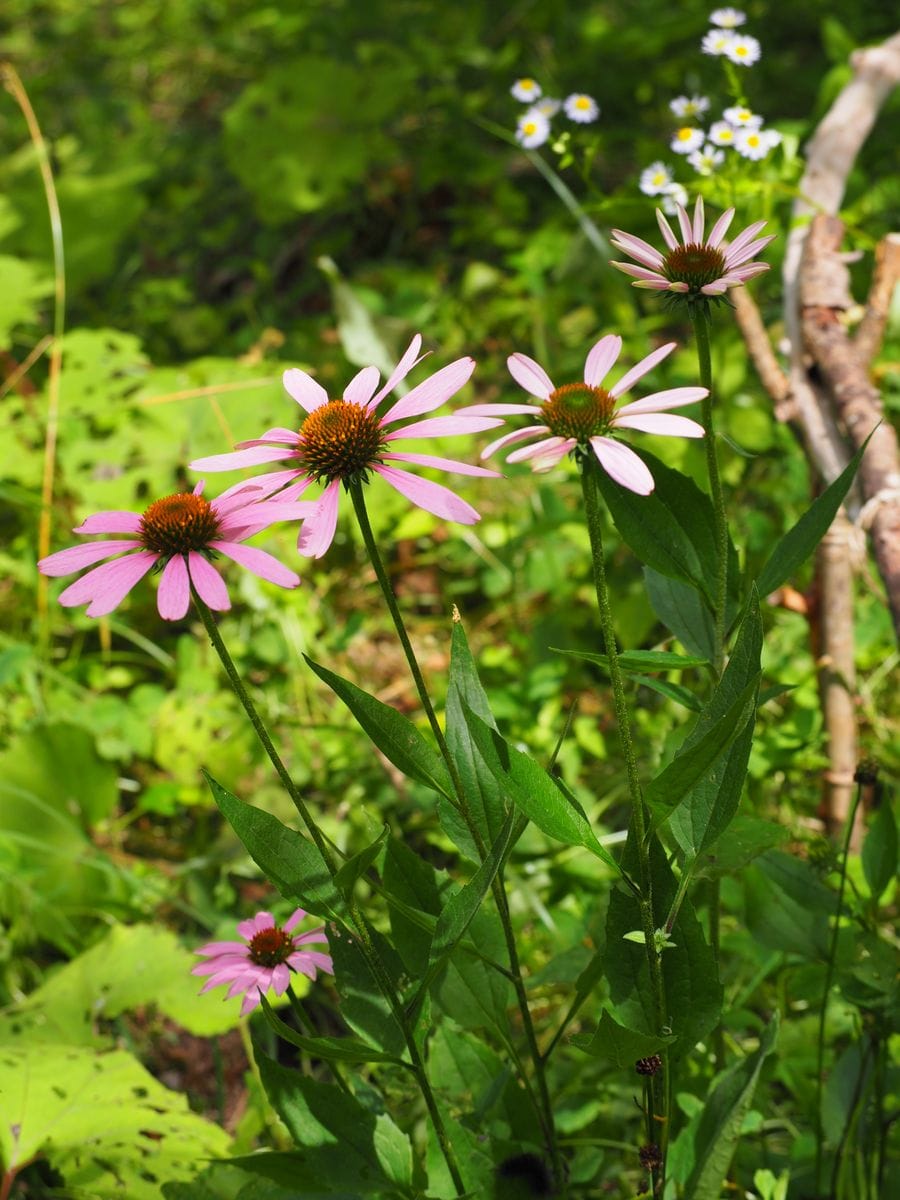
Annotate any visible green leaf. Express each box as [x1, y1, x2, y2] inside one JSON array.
[[334, 825, 389, 897], [204, 772, 342, 922], [462, 707, 620, 875], [305, 657, 452, 797], [695, 816, 789, 880], [373, 1111, 414, 1188], [555, 648, 709, 672], [862, 803, 897, 901], [627, 674, 704, 712], [330, 924, 407, 1055], [570, 1008, 676, 1069], [258, 995, 406, 1067], [756, 435, 871, 596], [644, 568, 717, 661]]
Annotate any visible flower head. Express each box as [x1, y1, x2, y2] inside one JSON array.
[[516, 110, 551, 148], [710, 7, 746, 27], [724, 34, 761, 66], [708, 120, 737, 147], [671, 127, 705, 155], [511, 78, 542, 102], [660, 182, 689, 215], [723, 104, 762, 128], [701, 29, 735, 56], [640, 161, 674, 196], [734, 126, 780, 160], [669, 95, 710, 119], [38, 482, 311, 620], [564, 93, 599, 123], [533, 96, 562, 117], [455, 337, 705, 496], [687, 144, 725, 175], [610, 195, 775, 307], [193, 909, 333, 1017], [190, 336, 500, 558]]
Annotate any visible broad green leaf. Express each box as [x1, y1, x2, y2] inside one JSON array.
[[555, 648, 709, 672], [334, 824, 389, 897], [570, 1008, 676, 1069], [680, 1014, 779, 1200], [862, 803, 897, 901], [645, 568, 717, 661], [330, 924, 407, 1055], [744, 853, 832, 959], [305, 657, 452, 797], [431, 910, 513, 1039], [462, 707, 620, 875], [756, 435, 871, 597], [695, 816, 789, 880], [383, 838, 442, 973], [204, 772, 342, 922], [258, 995, 407, 1067], [373, 1112, 414, 1189]]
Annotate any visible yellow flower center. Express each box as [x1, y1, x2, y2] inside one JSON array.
[[139, 493, 221, 557], [298, 399, 387, 482]]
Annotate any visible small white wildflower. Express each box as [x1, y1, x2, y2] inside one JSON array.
[[563, 93, 599, 123], [687, 144, 725, 175], [670, 126, 705, 155], [723, 105, 763, 128], [734, 126, 780, 159], [701, 29, 735, 56], [511, 78, 542, 103], [725, 35, 762, 66], [533, 96, 561, 117], [660, 182, 689, 215], [710, 7, 746, 27], [639, 161, 675, 195], [670, 94, 710, 119], [708, 120, 738, 147], [515, 110, 551, 149]]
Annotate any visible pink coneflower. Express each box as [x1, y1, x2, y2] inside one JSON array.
[[38, 482, 312, 620], [193, 909, 333, 1016], [190, 335, 502, 558], [456, 336, 706, 496], [609, 195, 774, 299]]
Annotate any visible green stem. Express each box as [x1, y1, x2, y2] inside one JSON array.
[[194, 594, 466, 1196], [579, 456, 668, 1181], [815, 779, 864, 1195]]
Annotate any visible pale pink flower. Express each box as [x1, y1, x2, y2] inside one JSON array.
[[610, 195, 774, 298], [38, 482, 312, 620], [190, 335, 501, 558], [457, 337, 706, 496], [193, 908, 333, 1017]]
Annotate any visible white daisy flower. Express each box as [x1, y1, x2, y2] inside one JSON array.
[[534, 96, 562, 117], [511, 78, 542, 103], [660, 182, 689, 215], [734, 126, 780, 159], [564, 93, 600, 123], [723, 105, 763, 128], [670, 126, 705, 155], [725, 35, 761, 66], [639, 161, 675, 195], [670, 94, 711, 119], [515, 110, 551, 149], [710, 7, 746, 27], [708, 120, 738, 147], [687, 144, 725, 175], [701, 29, 735, 56]]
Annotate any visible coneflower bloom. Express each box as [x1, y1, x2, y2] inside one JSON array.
[[38, 482, 312, 619], [456, 336, 706, 496], [610, 195, 774, 300], [193, 908, 333, 1017], [190, 336, 501, 558]]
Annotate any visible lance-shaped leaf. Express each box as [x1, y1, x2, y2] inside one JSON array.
[[555, 648, 709, 672], [305, 656, 452, 797], [334, 825, 388, 897], [204, 771, 342, 922], [258, 995, 408, 1068], [462, 706, 620, 875], [645, 567, 717, 661]]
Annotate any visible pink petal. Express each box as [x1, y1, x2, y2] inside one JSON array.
[[216, 469, 306, 504], [234, 427, 299, 449], [584, 335, 622, 387], [506, 436, 568, 463], [380, 357, 476, 424], [480, 425, 550, 459], [701, 279, 733, 296], [383, 452, 500, 477], [632, 278, 674, 291], [590, 437, 655, 495], [74, 511, 142, 535], [369, 333, 425, 409], [343, 365, 380, 407], [59, 551, 158, 615], [707, 207, 736, 248], [609, 342, 677, 399], [724, 220, 768, 255], [531, 438, 577, 470], [507, 352, 554, 400], [237, 918, 260, 939], [614, 386, 707, 416], [282, 908, 308, 933], [216, 499, 316, 535], [675, 204, 693, 245], [271, 963, 291, 994], [190, 446, 298, 471], [240, 987, 264, 1015], [374, 464, 479, 524], [283, 368, 328, 413], [292, 928, 329, 945], [731, 262, 770, 281], [250, 912, 276, 934], [210, 540, 301, 589], [656, 209, 679, 251], [298, 480, 341, 558], [612, 413, 705, 437], [39, 540, 142, 577], [692, 195, 705, 243], [188, 551, 231, 610], [724, 235, 776, 269], [608, 231, 665, 270], [157, 555, 191, 620], [289, 950, 334, 978], [384, 415, 502, 441], [195, 941, 251, 957], [609, 261, 669, 285], [453, 403, 543, 416], [213, 484, 268, 515]]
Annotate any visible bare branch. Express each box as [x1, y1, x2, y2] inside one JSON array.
[[730, 288, 790, 410], [855, 232, 900, 365]]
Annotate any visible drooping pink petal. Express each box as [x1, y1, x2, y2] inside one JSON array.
[[283, 368, 328, 413], [507, 352, 555, 400], [39, 540, 142, 577], [675, 204, 694, 245], [590, 437, 655, 495], [614, 386, 707, 416], [234, 428, 299, 449], [368, 333, 425, 409], [701, 278, 734, 296], [609, 261, 669, 285], [216, 499, 317, 536], [380, 357, 476, 424], [612, 413, 705, 437], [157, 555, 191, 621], [282, 908, 308, 933], [656, 209, 679, 251], [384, 415, 502, 441], [190, 446, 298, 471], [632, 278, 676, 291], [188, 551, 231, 610], [211, 540, 301, 589], [707, 207, 736, 248], [73, 511, 142, 535], [506, 436, 568, 464], [609, 230, 665, 270], [374, 464, 479, 524], [298, 480, 341, 558], [692, 195, 705, 243], [58, 551, 158, 613], [583, 334, 622, 387], [531, 438, 577, 471], [292, 929, 330, 945], [453, 403, 543, 417], [382, 452, 501, 477], [609, 342, 677, 399], [195, 941, 251, 957], [240, 987, 264, 1015], [271, 963, 291, 994], [343, 365, 380, 407], [480, 425, 550, 459], [289, 950, 334, 978]]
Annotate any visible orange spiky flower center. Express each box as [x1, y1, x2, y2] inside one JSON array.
[[139, 493, 221, 556], [663, 243, 727, 289], [297, 400, 387, 482], [248, 925, 294, 967], [540, 383, 616, 441]]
